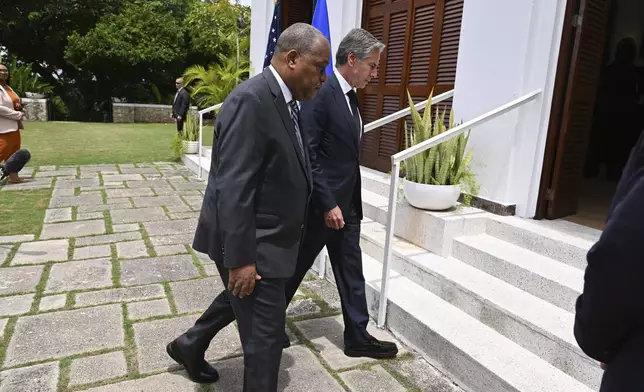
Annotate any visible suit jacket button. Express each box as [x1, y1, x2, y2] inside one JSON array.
[[301, 224, 304, 229]]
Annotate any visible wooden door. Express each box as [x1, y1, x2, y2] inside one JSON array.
[[360, 0, 463, 172], [543, 0, 611, 218], [282, 0, 313, 28]]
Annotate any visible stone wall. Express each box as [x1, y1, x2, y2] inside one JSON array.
[[22, 98, 48, 121], [112, 103, 198, 123]]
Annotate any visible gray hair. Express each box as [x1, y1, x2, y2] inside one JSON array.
[[336, 28, 385, 66], [275, 23, 326, 57]]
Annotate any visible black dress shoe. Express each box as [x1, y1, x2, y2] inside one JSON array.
[[344, 336, 398, 359], [166, 340, 219, 383], [283, 332, 291, 349]]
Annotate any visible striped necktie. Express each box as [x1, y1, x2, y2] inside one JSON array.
[[288, 100, 305, 158]]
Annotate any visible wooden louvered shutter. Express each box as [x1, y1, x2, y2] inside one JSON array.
[[282, 0, 313, 28], [546, 0, 611, 218], [360, 0, 464, 172]]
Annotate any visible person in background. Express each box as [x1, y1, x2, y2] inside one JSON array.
[[575, 128, 644, 391], [172, 77, 190, 134], [0, 63, 28, 184]]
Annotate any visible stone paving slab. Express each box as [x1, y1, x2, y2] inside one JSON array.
[[40, 220, 106, 240], [75, 284, 166, 307], [56, 178, 100, 188], [36, 169, 77, 177], [110, 207, 168, 224], [295, 315, 405, 370], [127, 298, 172, 320], [116, 240, 148, 259], [143, 219, 196, 236], [340, 365, 407, 392], [75, 232, 142, 247], [215, 345, 345, 392], [119, 167, 160, 175], [105, 188, 154, 198], [0, 362, 59, 392], [131, 196, 185, 208], [112, 224, 139, 233], [133, 315, 242, 373], [125, 180, 169, 188], [77, 203, 132, 213], [153, 244, 187, 256], [5, 304, 124, 366], [1, 177, 53, 191], [169, 277, 224, 313], [169, 212, 200, 220], [0, 265, 44, 295], [287, 298, 321, 317], [44, 207, 73, 223], [102, 174, 144, 182], [77, 212, 105, 221], [0, 293, 34, 317], [120, 255, 200, 286], [69, 351, 128, 387], [74, 245, 112, 260], [148, 233, 194, 246], [0, 234, 35, 244], [39, 294, 67, 312], [11, 239, 69, 265], [45, 258, 112, 293], [80, 371, 195, 392], [49, 194, 102, 208]]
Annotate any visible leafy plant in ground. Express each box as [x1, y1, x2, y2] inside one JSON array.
[[183, 53, 250, 109], [171, 112, 199, 157], [3, 56, 54, 97], [403, 91, 479, 205]]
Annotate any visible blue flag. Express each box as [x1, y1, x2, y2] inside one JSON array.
[[263, 0, 282, 69], [311, 0, 333, 75]]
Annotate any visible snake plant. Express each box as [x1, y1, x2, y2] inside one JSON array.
[[403, 91, 478, 198]]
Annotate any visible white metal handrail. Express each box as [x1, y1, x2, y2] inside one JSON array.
[[376, 89, 542, 327], [197, 103, 223, 179], [364, 90, 455, 134]]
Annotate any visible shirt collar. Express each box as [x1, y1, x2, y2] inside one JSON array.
[[269, 65, 293, 104], [334, 69, 354, 95]]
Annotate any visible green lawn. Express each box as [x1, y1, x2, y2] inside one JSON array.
[[19, 121, 214, 167], [0, 121, 214, 236]]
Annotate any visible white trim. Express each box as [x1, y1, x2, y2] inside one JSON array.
[[112, 102, 198, 110]]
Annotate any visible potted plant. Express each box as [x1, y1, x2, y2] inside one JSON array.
[[181, 113, 200, 154], [402, 91, 478, 210]]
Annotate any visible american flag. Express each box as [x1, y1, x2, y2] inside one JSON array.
[[263, 0, 282, 69]]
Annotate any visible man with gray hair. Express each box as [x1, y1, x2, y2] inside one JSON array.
[[166, 23, 330, 391], [282, 27, 398, 359]]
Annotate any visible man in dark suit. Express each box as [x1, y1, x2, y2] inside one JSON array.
[[282, 28, 398, 358], [166, 23, 330, 391], [172, 77, 190, 134], [575, 129, 644, 391]]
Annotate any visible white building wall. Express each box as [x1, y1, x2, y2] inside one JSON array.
[[250, 0, 570, 218], [250, 0, 364, 76], [452, 0, 568, 217]]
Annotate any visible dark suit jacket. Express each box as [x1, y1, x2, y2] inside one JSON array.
[[574, 130, 644, 391], [300, 72, 363, 219], [172, 88, 190, 119], [193, 68, 312, 278]]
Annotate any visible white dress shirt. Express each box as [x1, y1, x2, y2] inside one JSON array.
[[268, 65, 297, 115]]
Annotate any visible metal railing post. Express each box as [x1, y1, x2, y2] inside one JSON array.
[[198, 112, 203, 180], [377, 160, 401, 328]]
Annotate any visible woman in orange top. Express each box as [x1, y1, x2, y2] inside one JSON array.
[[0, 63, 26, 183]]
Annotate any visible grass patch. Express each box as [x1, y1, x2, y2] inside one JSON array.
[[163, 282, 179, 315], [104, 210, 114, 235], [121, 304, 140, 376], [139, 224, 157, 257], [29, 263, 54, 314], [188, 248, 207, 278], [21, 122, 215, 167], [1, 244, 18, 267], [111, 244, 121, 288], [0, 316, 18, 367], [0, 188, 51, 236]]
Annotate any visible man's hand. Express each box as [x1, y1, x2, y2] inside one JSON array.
[[16, 112, 24, 121], [228, 264, 262, 298], [177, 116, 182, 121], [600, 362, 606, 370], [324, 206, 345, 230]]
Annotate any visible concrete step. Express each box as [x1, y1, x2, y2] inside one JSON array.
[[361, 188, 487, 257], [359, 219, 602, 390], [359, 252, 594, 392], [360, 166, 391, 197], [486, 216, 597, 270], [452, 234, 583, 313]]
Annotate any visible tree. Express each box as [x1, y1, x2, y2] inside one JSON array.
[[183, 53, 250, 108]]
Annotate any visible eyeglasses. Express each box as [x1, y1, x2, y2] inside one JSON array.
[[0, 71, 8, 74]]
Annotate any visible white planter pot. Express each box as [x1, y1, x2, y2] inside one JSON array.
[[25, 92, 45, 99], [183, 141, 199, 154], [403, 179, 461, 211]]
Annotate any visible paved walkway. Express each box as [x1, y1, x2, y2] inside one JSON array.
[[0, 163, 462, 392]]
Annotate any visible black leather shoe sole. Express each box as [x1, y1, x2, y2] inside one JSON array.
[[283, 332, 291, 349], [166, 342, 219, 384], [344, 346, 399, 359]]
